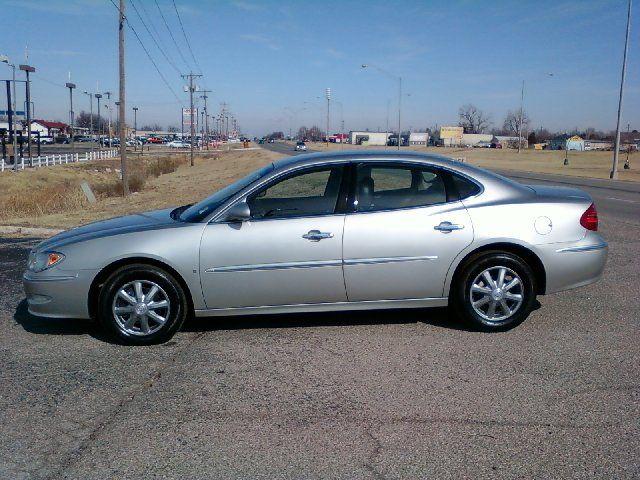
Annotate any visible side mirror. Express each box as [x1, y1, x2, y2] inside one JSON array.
[[222, 201, 251, 222]]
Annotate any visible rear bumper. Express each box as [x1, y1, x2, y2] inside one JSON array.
[[23, 270, 95, 319], [538, 235, 608, 294]]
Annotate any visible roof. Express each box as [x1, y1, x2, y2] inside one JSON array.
[[33, 119, 69, 129], [269, 150, 530, 198]]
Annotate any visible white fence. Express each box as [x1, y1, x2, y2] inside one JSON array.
[[0, 149, 118, 172]]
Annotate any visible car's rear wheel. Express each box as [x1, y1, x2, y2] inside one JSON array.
[[98, 264, 188, 345], [451, 251, 537, 331]]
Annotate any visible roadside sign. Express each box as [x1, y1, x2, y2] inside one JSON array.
[[182, 108, 198, 126], [0, 110, 26, 116]]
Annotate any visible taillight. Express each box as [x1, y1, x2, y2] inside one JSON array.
[[580, 203, 598, 231]]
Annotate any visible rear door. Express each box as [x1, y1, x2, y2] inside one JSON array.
[[343, 163, 474, 301]]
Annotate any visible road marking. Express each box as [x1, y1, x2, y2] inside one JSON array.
[[605, 197, 639, 204]]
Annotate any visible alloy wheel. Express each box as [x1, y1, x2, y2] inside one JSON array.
[[112, 280, 171, 336], [469, 266, 524, 322]]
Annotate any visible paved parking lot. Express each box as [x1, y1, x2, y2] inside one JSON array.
[[0, 175, 639, 479]]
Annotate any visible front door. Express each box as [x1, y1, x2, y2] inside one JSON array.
[[199, 165, 348, 309], [343, 163, 474, 301]]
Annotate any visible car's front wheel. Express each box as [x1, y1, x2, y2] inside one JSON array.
[[98, 264, 188, 344], [450, 251, 537, 331]]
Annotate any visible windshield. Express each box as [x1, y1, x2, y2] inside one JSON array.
[[179, 164, 274, 222]]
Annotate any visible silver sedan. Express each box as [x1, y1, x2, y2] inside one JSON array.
[[23, 151, 608, 344]]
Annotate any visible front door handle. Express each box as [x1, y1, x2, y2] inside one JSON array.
[[302, 230, 334, 241], [434, 221, 464, 233]]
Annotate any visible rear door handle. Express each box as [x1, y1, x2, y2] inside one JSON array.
[[434, 221, 464, 233], [302, 230, 334, 241]]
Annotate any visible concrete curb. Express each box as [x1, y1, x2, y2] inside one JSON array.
[[0, 225, 63, 237]]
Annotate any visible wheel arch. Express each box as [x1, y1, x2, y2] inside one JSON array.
[[446, 242, 547, 296], [88, 256, 195, 319]]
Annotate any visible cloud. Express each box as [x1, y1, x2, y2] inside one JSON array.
[[232, 1, 262, 12], [6, 0, 108, 15], [239, 34, 280, 51], [31, 49, 85, 57], [326, 48, 346, 59]]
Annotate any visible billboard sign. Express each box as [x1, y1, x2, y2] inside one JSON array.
[[182, 108, 198, 126]]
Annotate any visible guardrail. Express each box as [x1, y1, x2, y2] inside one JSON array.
[[0, 149, 119, 172]]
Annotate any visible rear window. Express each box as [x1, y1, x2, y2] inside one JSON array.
[[451, 173, 481, 199]]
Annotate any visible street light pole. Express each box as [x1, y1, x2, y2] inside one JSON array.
[[132, 106, 138, 151], [1, 56, 18, 169], [19, 64, 35, 164], [610, 0, 632, 180], [104, 91, 113, 149], [362, 63, 402, 150], [83, 90, 94, 155], [66, 82, 76, 155]]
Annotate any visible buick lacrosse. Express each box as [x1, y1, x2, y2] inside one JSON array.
[[24, 151, 607, 344]]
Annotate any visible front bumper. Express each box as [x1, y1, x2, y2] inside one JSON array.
[[538, 234, 608, 294], [23, 270, 96, 319]]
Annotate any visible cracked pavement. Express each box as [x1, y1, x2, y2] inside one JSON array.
[[1, 178, 639, 478]]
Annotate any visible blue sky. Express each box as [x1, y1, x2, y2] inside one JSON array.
[[1, 0, 638, 136]]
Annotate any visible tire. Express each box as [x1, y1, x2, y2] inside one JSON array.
[[450, 251, 537, 331], [98, 264, 188, 345]]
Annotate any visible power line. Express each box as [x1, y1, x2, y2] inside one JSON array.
[[154, 0, 191, 71], [129, 0, 181, 75], [108, 0, 183, 105], [172, 0, 202, 74], [136, 0, 166, 50]]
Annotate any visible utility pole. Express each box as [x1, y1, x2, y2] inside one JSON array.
[[66, 81, 76, 155], [118, 0, 129, 195], [104, 91, 113, 148], [182, 72, 202, 166], [611, 0, 632, 179], [200, 89, 211, 149], [325, 88, 331, 146], [95, 93, 102, 147], [518, 80, 524, 153], [19, 64, 35, 164]]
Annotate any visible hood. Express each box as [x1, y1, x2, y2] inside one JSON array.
[[36, 207, 179, 251]]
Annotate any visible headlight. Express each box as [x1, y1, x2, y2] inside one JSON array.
[[28, 251, 66, 272]]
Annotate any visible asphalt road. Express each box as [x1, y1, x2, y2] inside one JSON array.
[[0, 144, 638, 479]]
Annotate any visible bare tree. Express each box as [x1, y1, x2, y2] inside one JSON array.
[[458, 104, 491, 134], [503, 108, 531, 149]]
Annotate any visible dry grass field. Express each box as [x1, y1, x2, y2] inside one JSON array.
[[302, 142, 640, 182], [1, 141, 638, 230], [0, 147, 283, 229]]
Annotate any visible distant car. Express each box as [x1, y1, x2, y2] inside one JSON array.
[[168, 140, 189, 148], [147, 137, 164, 144], [75, 136, 92, 143], [38, 137, 54, 144], [295, 141, 307, 151], [268, 139, 275, 143], [258, 139, 265, 144]]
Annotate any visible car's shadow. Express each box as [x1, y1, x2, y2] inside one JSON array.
[[13, 299, 481, 344]]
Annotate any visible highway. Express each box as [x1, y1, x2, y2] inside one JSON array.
[[0, 143, 638, 478]]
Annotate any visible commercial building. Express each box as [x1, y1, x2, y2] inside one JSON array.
[[462, 133, 493, 147], [584, 140, 612, 151], [349, 131, 390, 146], [439, 126, 463, 146], [409, 132, 429, 146], [31, 120, 71, 139], [549, 135, 584, 151]]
